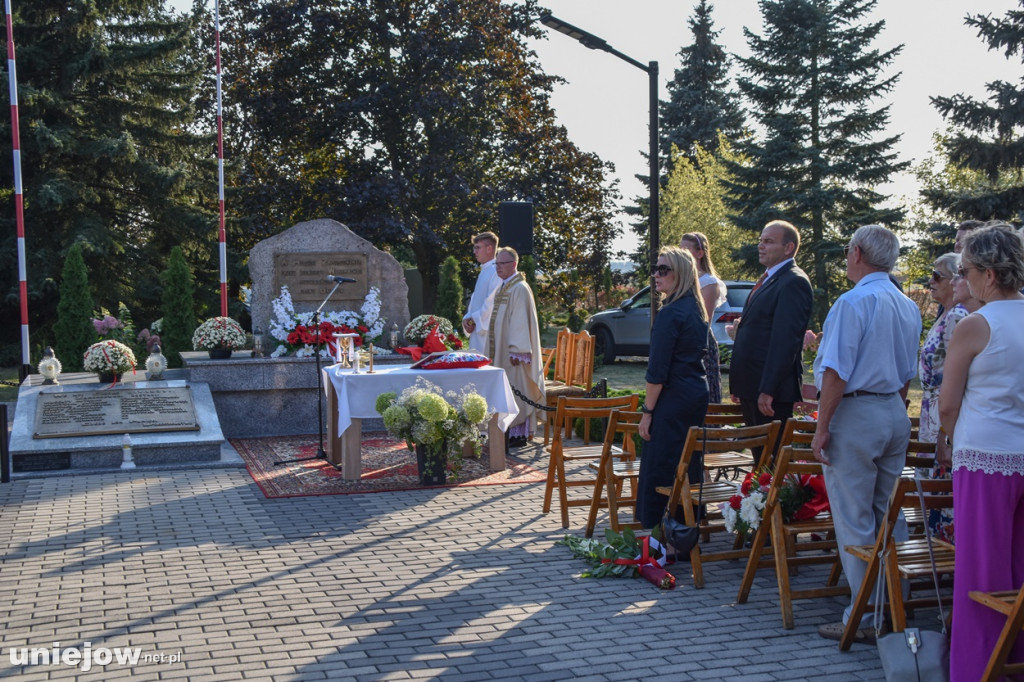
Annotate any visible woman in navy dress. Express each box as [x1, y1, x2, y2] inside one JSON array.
[[636, 246, 710, 529]]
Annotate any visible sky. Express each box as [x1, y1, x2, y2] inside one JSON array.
[[173, 0, 1023, 253]]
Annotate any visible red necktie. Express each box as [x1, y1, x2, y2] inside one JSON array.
[[750, 272, 768, 296]]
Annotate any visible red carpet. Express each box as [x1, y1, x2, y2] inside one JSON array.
[[231, 433, 547, 498]]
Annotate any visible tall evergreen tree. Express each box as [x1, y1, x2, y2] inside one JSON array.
[[435, 256, 464, 329], [161, 246, 197, 368], [53, 244, 95, 372], [220, 0, 619, 313], [660, 0, 745, 170], [0, 1, 216, 360], [728, 0, 908, 321], [926, 4, 1024, 221]]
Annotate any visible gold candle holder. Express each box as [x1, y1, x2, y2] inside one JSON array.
[[367, 344, 375, 373]]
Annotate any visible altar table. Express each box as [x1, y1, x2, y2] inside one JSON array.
[[323, 365, 519, 480]]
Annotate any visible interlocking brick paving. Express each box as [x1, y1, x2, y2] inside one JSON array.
[[0, 445, 921, 680]]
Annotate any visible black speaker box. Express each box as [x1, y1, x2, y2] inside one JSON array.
[[499, 201, 534, 255]]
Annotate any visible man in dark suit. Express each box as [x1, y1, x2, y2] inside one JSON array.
[[729, 220, 814, 427]]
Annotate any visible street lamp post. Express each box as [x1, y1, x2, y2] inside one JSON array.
[[539, 13, 660, 325]]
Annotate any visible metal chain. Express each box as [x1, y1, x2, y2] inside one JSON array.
[[508, 378, 608, 412]]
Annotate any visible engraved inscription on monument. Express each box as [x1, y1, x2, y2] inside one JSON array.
[[34, 387, 200, 439], [274, 252, 369, 303]]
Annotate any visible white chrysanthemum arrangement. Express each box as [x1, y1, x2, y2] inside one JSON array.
[[83, 340, 137, 374], [192, 317, 247, 351]]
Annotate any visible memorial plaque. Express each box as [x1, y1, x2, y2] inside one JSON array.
[[33, 387, 200, 439], [274, 252, 369, 304]]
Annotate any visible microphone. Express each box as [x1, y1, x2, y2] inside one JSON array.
[[326, 275, 356, 284]]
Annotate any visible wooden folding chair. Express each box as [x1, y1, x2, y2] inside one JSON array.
[[700, 403, 761, 480], [542, 330, 597, 445], [542, 394, 639, 529], [736, 444, 847, 629], [839, 475, 955, 650], [660, 421, 781, 588], [584, 409, 642, 537], [969, 586, 1024, 681]]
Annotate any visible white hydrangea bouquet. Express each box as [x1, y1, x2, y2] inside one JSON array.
[[192, 316, 247, 350], [83, 340, 137, 374], [375, 377, 491, 478], [267, 285, 384, 358]]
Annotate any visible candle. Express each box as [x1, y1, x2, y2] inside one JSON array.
[[368, 344, 375, 373]]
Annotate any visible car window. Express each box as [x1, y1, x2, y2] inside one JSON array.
[[726, 285, 752, 308], [630, 289, 651, 309]]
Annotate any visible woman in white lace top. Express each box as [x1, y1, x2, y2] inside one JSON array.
[[938, 222, 1024, 682]]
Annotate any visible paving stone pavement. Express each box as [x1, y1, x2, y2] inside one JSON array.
[[0, 443, 906, 681]]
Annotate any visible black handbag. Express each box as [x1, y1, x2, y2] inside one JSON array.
[[875, 472, 950, 682], [660, 426, 706, 556]]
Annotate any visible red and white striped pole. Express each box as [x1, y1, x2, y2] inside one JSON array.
[[215, 0, 227, 316], [5, 0, 30, 379]]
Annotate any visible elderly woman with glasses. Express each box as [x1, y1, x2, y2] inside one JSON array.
[[917, 253, 967, 543], [680, 232, 726, 403], [938, 223, 1024, 681], [636, 246, 710, 530]]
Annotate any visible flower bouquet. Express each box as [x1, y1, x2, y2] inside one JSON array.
[[375, 377, 490, 483], [83, 340, 137, 380], [192, 316, 247, 352], [267, 285, 384, 358], [559, 528, 676, 589], [403, 315, 463, 350], [721, 469, 829, 536]]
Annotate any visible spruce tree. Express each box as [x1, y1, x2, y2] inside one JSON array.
[[728, 0, 908, 321], [161, 247, 197, 368], [436, 256, 464, 330], [53, 244, 96, 372], [926, 6, 1024, 220], [660, 0, 745, 169], [0, 2, 215, 362]]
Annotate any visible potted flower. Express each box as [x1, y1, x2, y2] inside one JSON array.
[[721, 469, 829, 537], [375, 378, 490, 485], [192, 316, 247, 359], [83, 340, 137, 383]]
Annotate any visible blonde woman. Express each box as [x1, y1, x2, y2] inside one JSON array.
[[636, 246, 710, 529], [681, 232, 727, 402]]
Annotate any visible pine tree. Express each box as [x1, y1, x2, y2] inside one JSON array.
[[435, 256, 464, 330], [660, 0, 745, 170], [728, 0, 908, 321], [0, 2, 215, 362], [926, 5, 1024, 221], [53, 244, 96, 371], [161, 247, 197, 368]]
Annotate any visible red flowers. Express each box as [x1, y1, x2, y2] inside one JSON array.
[[758, 471, 772, 487], [729, 495, 743, 510]]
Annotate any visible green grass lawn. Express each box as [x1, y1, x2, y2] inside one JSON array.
[[0, 366, 20, 402]]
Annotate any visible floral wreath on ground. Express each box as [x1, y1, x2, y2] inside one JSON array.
[[721, 469, 830, 537], [83, 340, 137, 375], [403, 314, 462, 349], [375, 377, 490, 479], [192, 316, 247, 351], [268, 285, 384, 358]]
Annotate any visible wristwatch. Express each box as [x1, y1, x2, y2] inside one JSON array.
[[641, 404, 654, 415]]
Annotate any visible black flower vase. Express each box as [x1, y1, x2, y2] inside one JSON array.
[[97, 372, 121, 384], [208, 348, 232, 359], [415, 443, 448, 486]]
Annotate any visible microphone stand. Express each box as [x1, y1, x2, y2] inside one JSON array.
[[274, 280, 345, 466]]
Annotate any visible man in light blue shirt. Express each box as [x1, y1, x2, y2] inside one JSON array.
[[812, 224, 922, 643]]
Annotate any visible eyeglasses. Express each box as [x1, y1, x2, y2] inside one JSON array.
[[650, 265, 673, 277], [843, 243, 857, 256], [931, 270, 947, 282], [495, 260, 516, 266], [957, 264, 977, 277]]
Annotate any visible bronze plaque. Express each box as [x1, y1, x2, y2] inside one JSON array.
[[33, 387, 200, 439], [274, 252, 369, 303]]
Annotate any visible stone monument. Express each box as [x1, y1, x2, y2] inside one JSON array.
[[249, 218, 410, 337]]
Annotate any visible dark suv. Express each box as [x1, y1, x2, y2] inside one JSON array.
[[584, 280, 754, 364]]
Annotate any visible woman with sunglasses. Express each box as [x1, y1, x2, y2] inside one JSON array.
[[680, 232, 726, 403], [938, 223, 1024, 682], [916, 252, 965, 543], [636, 246, 710, 529]]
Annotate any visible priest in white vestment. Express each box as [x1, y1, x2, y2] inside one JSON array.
[[462, 231, 502, 354], [488, 247, 544, 446]]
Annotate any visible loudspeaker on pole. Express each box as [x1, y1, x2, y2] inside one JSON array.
[[499, 201, 534, 256]]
